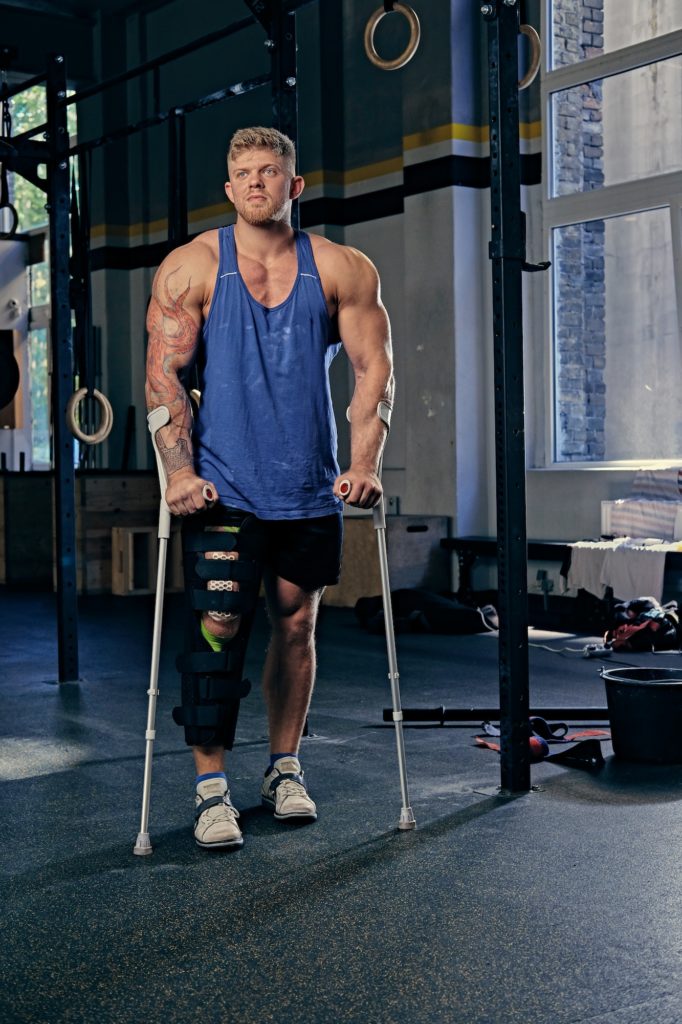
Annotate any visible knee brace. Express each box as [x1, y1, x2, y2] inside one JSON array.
[[173, 510, 267, 749]]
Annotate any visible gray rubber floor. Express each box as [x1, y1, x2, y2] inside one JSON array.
[[2, 591, 682, 1024]]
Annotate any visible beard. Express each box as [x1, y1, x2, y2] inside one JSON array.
[[235, 193, 290, 225]]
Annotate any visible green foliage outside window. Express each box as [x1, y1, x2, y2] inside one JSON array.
[[5, 83, 77, 467], [29, 328, 50, 466], [7, 84, 77, 232]]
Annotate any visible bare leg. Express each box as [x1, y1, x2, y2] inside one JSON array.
[[193, 745, 225, 774], [262, 571, 323, 754]]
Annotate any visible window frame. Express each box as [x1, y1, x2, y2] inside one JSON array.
[[541, 10, 682, 467]]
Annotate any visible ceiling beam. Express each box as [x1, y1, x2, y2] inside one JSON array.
[[0, 0, 94, 21]]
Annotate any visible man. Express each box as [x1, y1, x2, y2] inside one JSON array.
[[145, 126, 393, 850]]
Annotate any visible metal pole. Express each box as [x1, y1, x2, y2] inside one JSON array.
[[47, 53, 79, 684], [271, 4, 299, 229], [484, 0, 531, 793], [241, 2, 299, 223], [68, 14, 257, 107], [384, 707, 610, 724], [168, 108, 188, 246], [69, 74, 271, 157]]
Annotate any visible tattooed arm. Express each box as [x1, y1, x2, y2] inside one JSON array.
[[145, 240, 216, 515]]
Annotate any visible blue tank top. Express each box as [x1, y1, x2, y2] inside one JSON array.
[[195, 226, 343, 520]]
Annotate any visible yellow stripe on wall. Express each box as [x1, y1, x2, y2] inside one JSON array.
[[304, 157, 403, 188], [403, 120, 542, 148], [90, 122, 542, 240], [520, 121, 542, 140]]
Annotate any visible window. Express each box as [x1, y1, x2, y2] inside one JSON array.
[[550, 0, 682, 68], [2, 83, 77, 232], [28, 317, 50, 468], [2, 81, 77, 468], [543, 2, 682, 463]]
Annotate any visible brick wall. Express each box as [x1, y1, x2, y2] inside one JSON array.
[[552, 0, 606, 460]]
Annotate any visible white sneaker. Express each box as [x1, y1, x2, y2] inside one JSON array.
[[194, 777, 243, 849], [261, 757, 317, 821]]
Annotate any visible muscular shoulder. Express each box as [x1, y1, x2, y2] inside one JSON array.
[[152, 230, 219, 308], [308, 233, 380, 305]]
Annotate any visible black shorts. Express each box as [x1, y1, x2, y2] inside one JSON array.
[[186, 504, 343, 593], [264, 511, 344, 591]]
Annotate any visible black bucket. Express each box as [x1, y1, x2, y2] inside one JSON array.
[[602, 667, 682, 764]]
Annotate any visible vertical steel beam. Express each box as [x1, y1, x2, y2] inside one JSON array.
[[47, 54, 79, 683], [271, 5, 299, 229], [484, 0, 530, 792], [167, 108, 188, 246], [243, 1, 299, 227]]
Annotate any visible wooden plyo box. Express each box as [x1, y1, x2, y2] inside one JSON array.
[[323, 514, 451, 608], [111, 525, 183, 596], [77, 475, 160, 594]]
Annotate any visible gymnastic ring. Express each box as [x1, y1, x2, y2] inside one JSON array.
[[66, 387, 114, 444], [0, 203, 19, 237], [519, 24, 541, 90], [364, 3, 421, 71]]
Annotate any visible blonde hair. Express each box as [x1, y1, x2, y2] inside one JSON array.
[[227, 126, 296, 174]]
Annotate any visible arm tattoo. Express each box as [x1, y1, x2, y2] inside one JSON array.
[[155, 433, 193, 476], [146, 266, 199, 409]]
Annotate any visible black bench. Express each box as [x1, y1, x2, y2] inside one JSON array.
[[440, 536, 571, 604], [441, 535, 682, 607]]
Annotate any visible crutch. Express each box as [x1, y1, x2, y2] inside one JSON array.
[[341, 402, 416, 830], [133, 405, 172, 855]]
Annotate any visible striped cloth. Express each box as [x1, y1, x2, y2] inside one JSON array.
[[631, 467, 682, 501], [607, 498, 682, 543]]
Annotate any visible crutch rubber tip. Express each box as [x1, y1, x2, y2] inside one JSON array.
[[133, 832, 153, 855], [398, 809, 416, 831]]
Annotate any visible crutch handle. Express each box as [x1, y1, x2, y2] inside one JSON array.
[[147, 406, 172, 539], [147, 405, 171, 493]]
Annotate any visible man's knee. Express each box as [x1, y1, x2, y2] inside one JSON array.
[[270, 590, 322, 648]]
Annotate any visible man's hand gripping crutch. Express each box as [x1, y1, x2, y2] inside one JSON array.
[[133, 403, 215, 856], [336, 401, 416, 831]]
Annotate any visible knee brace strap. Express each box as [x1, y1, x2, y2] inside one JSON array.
[[192, 590, 252, 614], [172, 652, 252, 745], [177, 649, 243, 675], [173, 672, 251, 705], [172, 701, 247, 733], [194, 559, 255, 583], [176, 650, 252, 700], [183, 530, 238, 553], [187, 523, 262, 616]]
